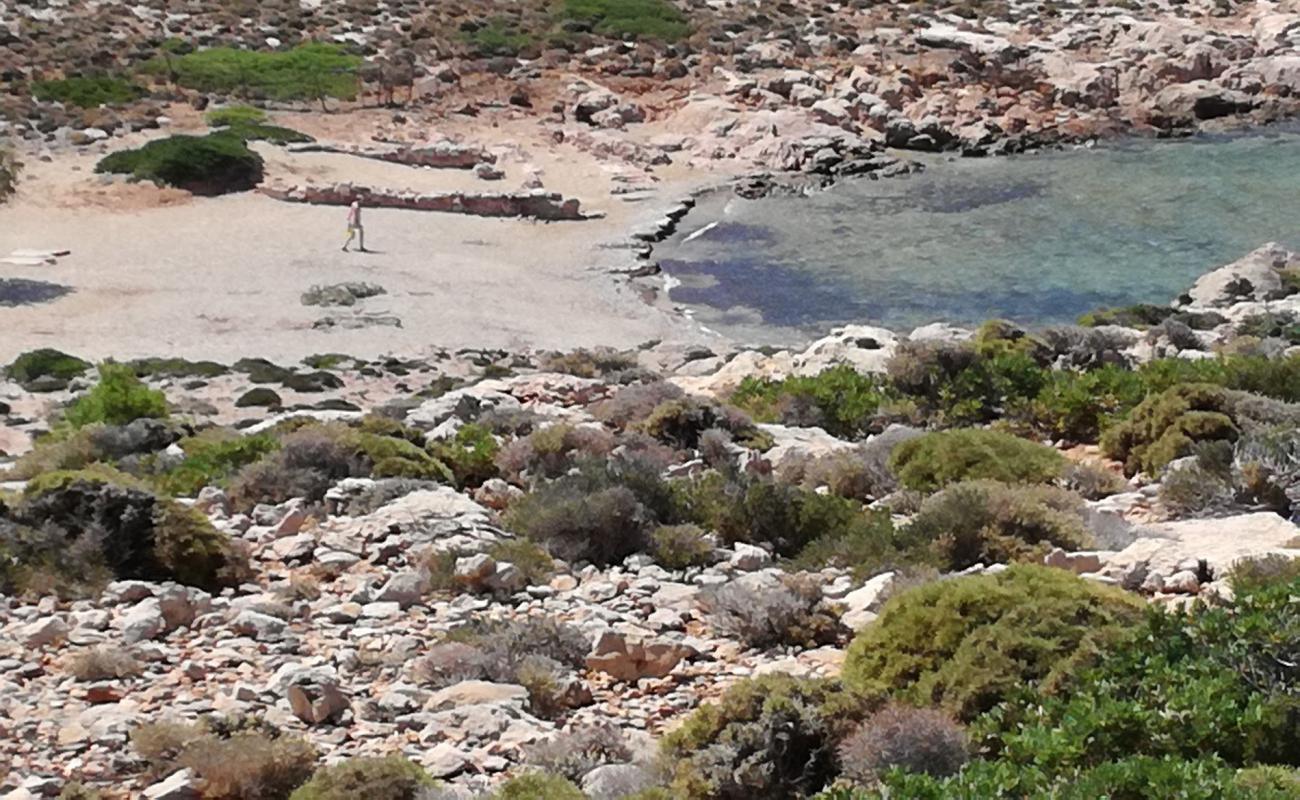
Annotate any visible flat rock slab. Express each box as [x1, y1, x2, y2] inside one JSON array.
[[1107, 512, 1300, 576]]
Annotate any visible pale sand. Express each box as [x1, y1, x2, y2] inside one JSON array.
[[0, 110, 725, 364]]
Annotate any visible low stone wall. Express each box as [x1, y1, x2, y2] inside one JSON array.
[[259, 182, 587, 221], [287, 140, 494, 169]]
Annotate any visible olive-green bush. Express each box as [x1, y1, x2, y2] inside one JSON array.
[[905, 480, 1089, 571], [1100, 383, 1239, 476], [841, 566, 1144, 721], [288, 755, 434, 800], [888, 428, 1064, 492], [6, 348, 91, 390], [661, 674, 842, 799]]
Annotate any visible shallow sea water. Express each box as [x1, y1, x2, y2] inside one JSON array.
[[657, 126, 1300, 344]]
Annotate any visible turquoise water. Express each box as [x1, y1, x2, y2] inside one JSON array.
[[658, 126, 1300, 343]]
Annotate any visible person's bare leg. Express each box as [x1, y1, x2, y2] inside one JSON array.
[[342, 228, 352, 252], [358, 227, 368, 253]]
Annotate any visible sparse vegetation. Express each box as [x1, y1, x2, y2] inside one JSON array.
[[288, 755, 434, 800], [32, 75, 144, 108], [165, 44, 362, 110], [63, 363, 169, 429]]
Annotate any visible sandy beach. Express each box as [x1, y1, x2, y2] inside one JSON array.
[[0, 110, 722, 364]]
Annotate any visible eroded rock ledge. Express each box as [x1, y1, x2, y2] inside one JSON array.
[[259, 181, 590, 221], [287, 140, 495, 170]]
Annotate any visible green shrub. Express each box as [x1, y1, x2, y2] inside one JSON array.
[[463, 18, 538, 56], [841, 566, 1144, 721], [228, 425, 363, 509], [6, 348, 91, 390], [860, 756, 1283, 799], [64, 363, 168, 429], [1029, 365, 1147, 443], [1227, 554, 1300, 594], [507, 483, 645, 565], [489, 773, 585, 800], [985, 577, 1300, 772], [661, 674, 842, 799], [888, 428, 1064, 492], [649, 523, 714, 570], [731, 365, 888, 439], [687, 472, 900, 564], [33, 75, 144, 107], [428, 423, 499, 488], [1077, 303, 1174, 328], [206, 105, 267, 126], [561, 0, 691, 40], [96, 133, 264, 195], [485, 539, 555, 587], [635, 396, 767, 450], [495, 423, 616, 484], [127, 357, 228, 379], [1100, 383, 1239, 476], [904, 480, 1089, 571], [167, 44, 361, 110], [158, 431, 280, 496], [885, 342, 1048, 427], [288, 755, 434, 800], [220, 123, 314, 145]]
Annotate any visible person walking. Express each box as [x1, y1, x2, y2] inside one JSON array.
[[342, 198, 367, 252]]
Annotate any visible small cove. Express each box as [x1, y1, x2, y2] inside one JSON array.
[[657, 125, 1300, 344]]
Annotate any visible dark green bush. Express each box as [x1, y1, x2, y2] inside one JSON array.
[[6, 348, 91, 390], [841, 566, 1144, 721], [96, 133, 264, 195], [687, 472, 898, 563], [288, 756, 434, 800], [463, 18, 538, 57], [127, 357, 228, 379], [985, 577, 1300, 772], [636, 396, 768, 451], [905, 480, 1089, 571], [1100, 383, 1239, 475], [888, 428, 1064, 492], [5, 472, 247, 595], [886, 342, 1048, 426], [206, 105, 267, 126], [64, 363, 168, 429], [236, 387, 283, 408], [222, 123, 315, 145], [33, 75, 144, 107], [661, 674, 841, 799]]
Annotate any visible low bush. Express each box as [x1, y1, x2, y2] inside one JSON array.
[[701, 574, 844, 650], [841, 566, 1144, 721], [660, 674, 841, 799], [426, 617, 589, 694], [540, 347, 639, 378], [593, 381, 685, 429], [525, 723, 633, 782], [1077, 302, 1174, 329], [1101, 383, 1239, 476], [206, 105, 267, 126], [489, 773, 585, 800], [7, 473, 247, 594], [5, 348, 91, 390], [427, 423, 499, 488], [132, 719, 317, 798], [11, 419, 179, 479], [905, 480, 1089, 571], [560, 0, 691, 40], [778, 427, 920, 503], [688, 472, 898, 563], [156, 430, 280, 496], [838, 704, 968, 784], [64, 645, 143, 681], [731, 365, 888, 439], [1226, 553, 1300, 594], [984, 577, 1300, 774], [649, 523, 714, 570], [33, 75, 144, 107], [886, 341, 1048, 427], [504, 457, 681, 565], [288, 755, 434, 800], [96, 133, 264, 195], [636, 396, 768, 451], [1028, 364, 1147, 443], [888, 428, 1064, 492], [494, 424, 616, 484], [463, 18, 538, 57], [63, 363, 168, 429]]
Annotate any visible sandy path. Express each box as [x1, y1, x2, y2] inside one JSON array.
[[0, 116, 723, 363]]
